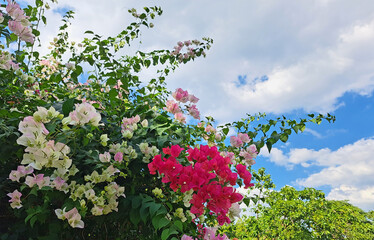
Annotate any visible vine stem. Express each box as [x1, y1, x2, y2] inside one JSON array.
[[27, 4, 45, 69]]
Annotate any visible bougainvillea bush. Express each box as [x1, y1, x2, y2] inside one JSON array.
[[0, 1, 335, 239]]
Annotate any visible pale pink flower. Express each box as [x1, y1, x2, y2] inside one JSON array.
[[64, 208, 84, 228], [230, 136, 243, 148], [188, 105, 200, 119], [25, 174, 50, 189], [19, 28, 34, 43], [188, 94, 199, 103], [104, 165, 120, 176], [114, 152, 123, 162], [239, 144, 258, 166], [184, 40, 192, 46], [8, 20, 34, 44], [205, 125, 216, 133], [99, 152, 111, 163], [18, 116, 49, 135], [10, 7, 25, 21], [164, 100, 181, 114], [9, 170, 22, 182], [6, 0, 21, 17], [8, 165, 33, 182], [69, 102, 101, 126], [238, 133, 251, 143], [133, 115, 140, 123], [174, 112, 186, 124], [215, 132, 222, 141], [172, 88, 189, 103], [7, 189, 22, 209], [52, 177, 68, 191], [39, 59, 51, 67], [204, 227, 218, 240], [122, 115, 140, 125], [182, 235, 195, 240]]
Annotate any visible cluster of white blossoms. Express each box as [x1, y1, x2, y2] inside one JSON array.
[[63, 102, 101, 127], [8, 103, 127, 228]]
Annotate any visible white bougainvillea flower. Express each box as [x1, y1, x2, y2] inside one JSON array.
[[7, 189, 22, 209], [64, 208, 84, 228], [68, 102, 101, 126]]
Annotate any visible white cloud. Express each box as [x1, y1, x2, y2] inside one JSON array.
[[18, 0, 374, 123], [263, 138, 374, 210], [327, 185, 374, 211], [303, 128, 323, 139]]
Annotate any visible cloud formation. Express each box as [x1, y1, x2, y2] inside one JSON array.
[[21, 0, 374, 123], [263, 137, 374, 210]]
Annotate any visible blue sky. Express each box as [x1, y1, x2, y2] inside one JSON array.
[[21, 0, 374, 211]]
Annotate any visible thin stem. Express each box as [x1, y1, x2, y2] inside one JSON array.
[[27, 5, 44, 69]]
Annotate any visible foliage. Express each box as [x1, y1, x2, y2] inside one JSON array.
[[0, 0, 335, 239], [221, 169, 374, 240]]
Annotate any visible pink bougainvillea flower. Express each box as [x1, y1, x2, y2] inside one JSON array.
[[114, 152, 123, 162], [61, 208, 85, 228], [172, 88, 189, 103], [7, 189, 22, 209], [149, 145, 250, 226], [8, 165, 33, 182], [170, 145, 184, 157], [188, 104, 200, 120], [236, 164, 254, 188], [25, 174, 50, 189], [205, 125, 216, 133], [52, 177, 67, 191], [230, 136, 243, 148], [188, 94, 199, 103], [174, 112, 186, 124], [239, 144, 258, 166], [238, 133, 251, 143], [181, 235, 196, 240], [164, 100, 181, 114]]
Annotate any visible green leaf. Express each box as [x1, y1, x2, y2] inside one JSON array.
[[29, 187, 38, 196], [140, 204, 149, 223], [161, 229, 169, 240], [132, 196, 142, 209], [35, 0, 43, 7], [157, 136, 168, 148], [157, 217, 170, 229], [266, 141, 272, 152], [174, 220, 183, 232], [280, 134, 288, 143], [62, 98, 75, 116], [108, 89, 118, 101], [222, 127, 229, 135], [152, 214, 170, 230], [149, 202, 161, 217], [30, 216, 38, 228], [243, 197, 250, 206], [130, 208, 141, 226]]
